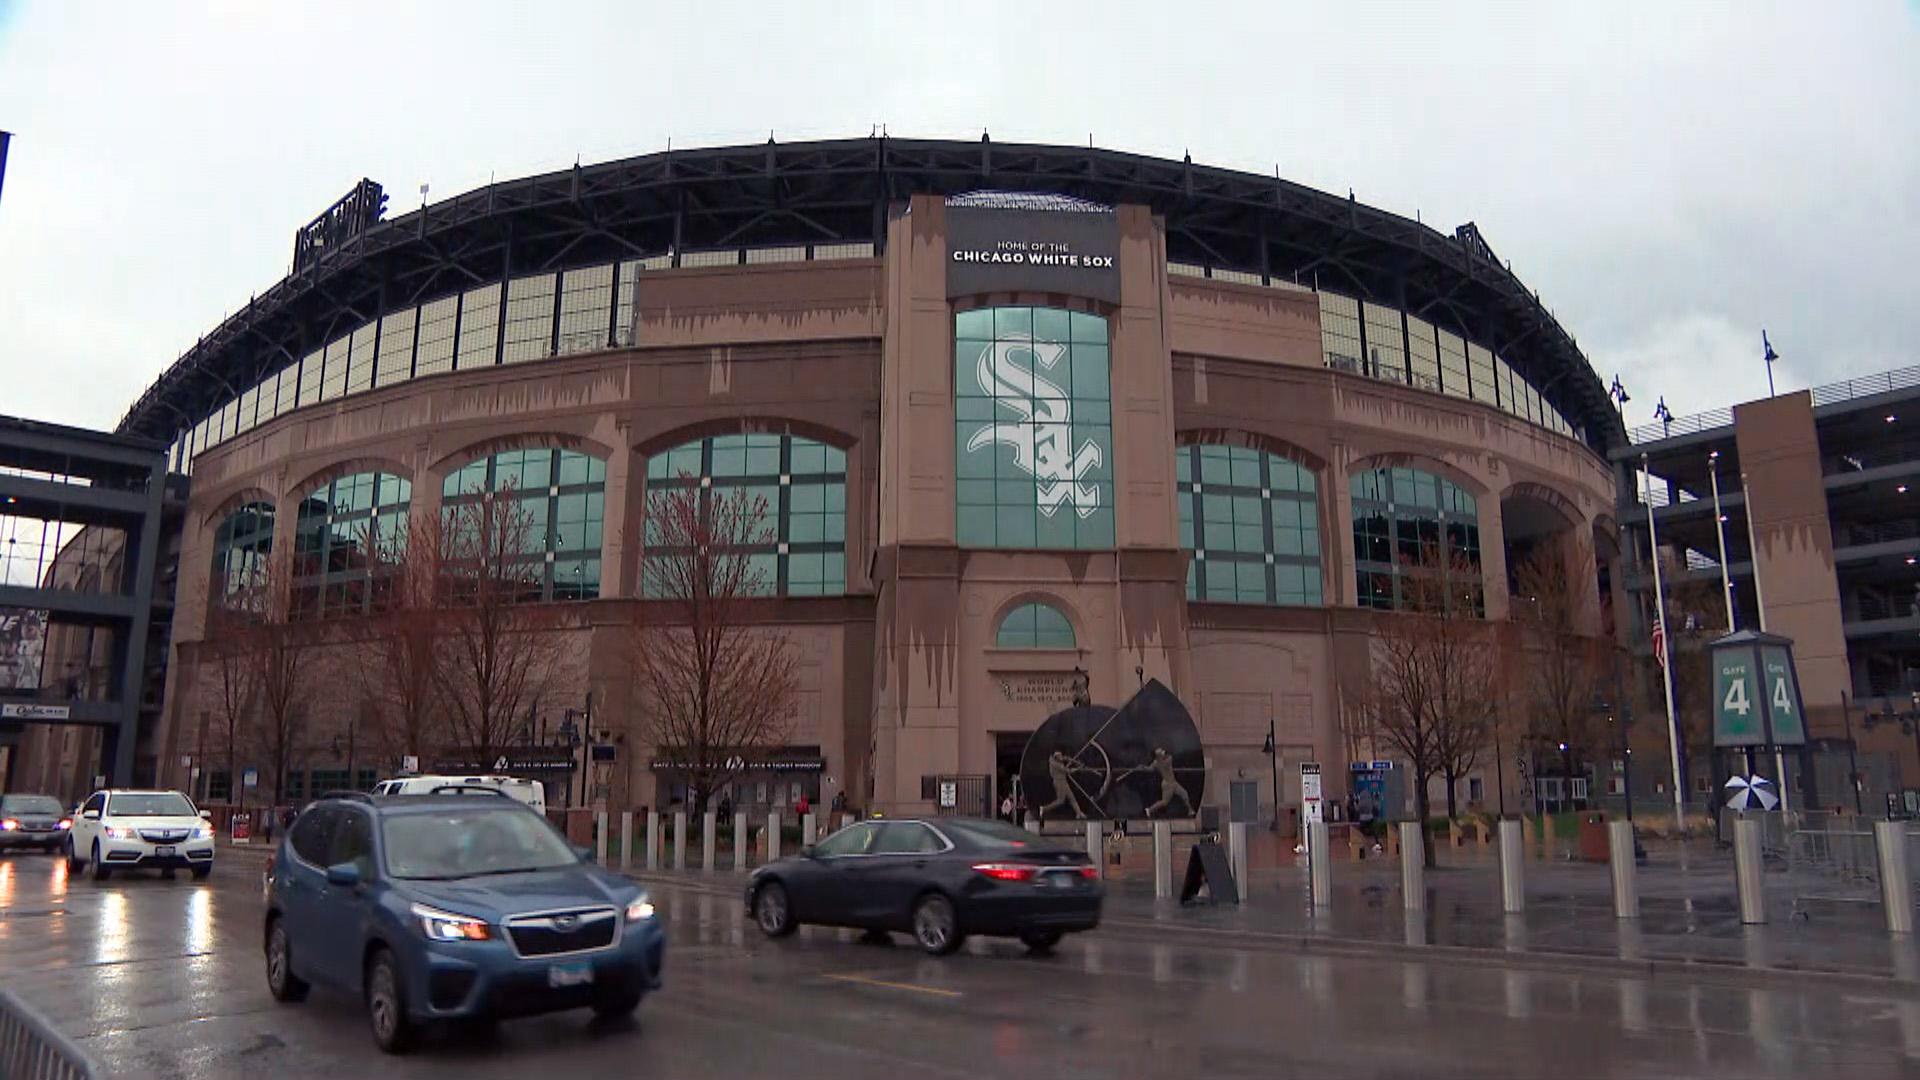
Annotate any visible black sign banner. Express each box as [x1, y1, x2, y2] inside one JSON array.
[[947, 205, 1120, 304]]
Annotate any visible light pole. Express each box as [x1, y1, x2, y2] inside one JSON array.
[[1262, 720, 1280, 831]]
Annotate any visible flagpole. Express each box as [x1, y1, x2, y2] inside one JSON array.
[[1739, 471, 1790, 814], [1708, 451, 1736, 630], [1643, 454, 1689, 835]]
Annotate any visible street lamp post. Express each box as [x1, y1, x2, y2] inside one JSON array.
[[1862, 684, 1920, 816], [1262, 720, 1280, 832]]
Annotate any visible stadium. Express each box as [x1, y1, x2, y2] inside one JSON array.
[[94, 136, 1624, 825]]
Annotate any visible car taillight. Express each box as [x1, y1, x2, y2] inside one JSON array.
[[1078, 865, 1099, 879], [0, 819, 17, 832], [972, 862, 1039, 883]]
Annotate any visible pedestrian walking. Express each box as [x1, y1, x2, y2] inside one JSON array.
[[1000, 793, 1016, 822], [796, 792, 811, 818]]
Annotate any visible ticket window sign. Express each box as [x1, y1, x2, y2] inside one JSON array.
[[1300, 762, 1324, 824], [1710, 630, 1808, 748]]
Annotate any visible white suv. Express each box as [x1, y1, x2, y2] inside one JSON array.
[[67, 789, 215, 881]]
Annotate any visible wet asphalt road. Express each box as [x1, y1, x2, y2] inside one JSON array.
[[3, 850, 1920, 1079]]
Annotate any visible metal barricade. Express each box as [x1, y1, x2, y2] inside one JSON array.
[[1783, 822, 1902, 920], [0, 987, 102, 1080]]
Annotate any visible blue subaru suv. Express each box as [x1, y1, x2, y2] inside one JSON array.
[[263, 790, 663, 1053]]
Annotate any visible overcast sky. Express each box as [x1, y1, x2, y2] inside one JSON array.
[[0, 1, 1914, 437]]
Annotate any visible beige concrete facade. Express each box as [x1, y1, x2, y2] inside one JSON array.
[[154, 196, 1612, 825]]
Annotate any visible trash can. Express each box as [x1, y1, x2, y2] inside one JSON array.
[[1577, 814, 1610, 863]]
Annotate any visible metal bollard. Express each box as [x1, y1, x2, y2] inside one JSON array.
[[702, 811, 718, 871], [802, 812, 816, 848], [1086, 820, 1105, 880], [733, 810, 749, 871], [766, 810, 781, 863], [1308, 819, 1332, 908], [645, 811, 661, 870], [839, 812, 854, 831], [1608, 820, 1639, 918], [595, 811, 609, 865], [1400, 821, 1425, 911], [1733, 816, 1766, 924], [1153, 820, 1173, 898], [1499, 819, 1525, 914], [1227, 822, 1249, 896], [1876, 820, 1913, 934], [619, 811, 634, 871], [673, 810, 687, 870]]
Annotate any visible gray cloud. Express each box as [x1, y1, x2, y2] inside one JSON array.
[[0, 1, 1913, 434]]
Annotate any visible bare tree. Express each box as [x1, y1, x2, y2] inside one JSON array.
[[1512, 545, 1608, 797], [355, 510, 447, 771], [239, 564, 310, 807], [633, 478, 799, 813], [432, 481, 557, 770], [201, 588, 261, 805], [1351, 550, 1494, 866]]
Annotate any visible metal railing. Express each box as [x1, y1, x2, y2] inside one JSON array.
[[0, 988, 101, 1080], [1630, 363, 1920, 445]]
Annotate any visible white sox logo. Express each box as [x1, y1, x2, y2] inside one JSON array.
[[965, 333, 1102, 518]]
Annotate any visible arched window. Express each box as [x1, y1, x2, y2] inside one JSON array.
[[995, 602, 1076, 649], [954, 306, 1114, 549], [442, 448, 605, 601], [1175, 445, 1322, 605], [1350, 467, 1482, 614], [292, 472, 411, 618], [644, 434, 847, 596], [210, 501, 274, 607]]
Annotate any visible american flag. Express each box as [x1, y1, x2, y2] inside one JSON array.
[[1651, 621, 1667, 669]]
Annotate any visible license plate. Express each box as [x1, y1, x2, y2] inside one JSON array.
[[1045, 871, 1077, 889], [155, 845, 176, 857], [548, 962, 594, 988]]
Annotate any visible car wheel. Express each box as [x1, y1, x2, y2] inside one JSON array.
[[65, 839, 81, 874], [591, 986, 643, 1018], [365, 949, 414, 1054], [1019, 929, 1063, 954], [266, 918, 310, 1003], [191, 864, 211, 881], [754, 881, 797, 938], [89, 843, 111, 881], [912, 894, 963, 956]]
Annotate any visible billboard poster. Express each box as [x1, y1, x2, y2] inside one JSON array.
[[0, 607, 48, 691]]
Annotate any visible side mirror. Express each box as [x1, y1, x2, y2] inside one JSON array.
[[199, 809, 212, 820], [800, 845, 818, 859], [572, 843, 594, 863], [325, 862, 362, 887], [82, 809, 100, 821]]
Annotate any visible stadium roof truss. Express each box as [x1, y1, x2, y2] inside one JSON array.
[[118, 137, 1622, 452]]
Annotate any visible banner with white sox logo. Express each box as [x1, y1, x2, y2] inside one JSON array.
[[955, 306, 1115, 549]]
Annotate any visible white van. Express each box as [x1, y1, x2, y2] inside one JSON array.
[[371, 774, 548, 814]]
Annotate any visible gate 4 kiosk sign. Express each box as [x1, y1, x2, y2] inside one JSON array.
[[1709, 630, 1808, 749]]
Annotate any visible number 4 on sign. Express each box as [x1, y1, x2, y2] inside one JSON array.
[[1772, 679, 1793, 714], [1723, 677, 1751, 716]]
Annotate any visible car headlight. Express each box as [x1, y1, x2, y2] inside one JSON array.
[[192, 826, 212, 840], [0, 819, 17, 832], [57, 819, 72, 830], [625, 897, 655, 923], [410, 903, 492, 941], [103, 825, 135, 840]]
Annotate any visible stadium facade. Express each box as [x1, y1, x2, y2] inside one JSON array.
[[73, 137, 1626, 822]]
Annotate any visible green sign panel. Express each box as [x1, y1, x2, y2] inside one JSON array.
[[1759, 645, 1807, 745], [1708, 630, 1809, 749], [1714, 654, 1764, 746]]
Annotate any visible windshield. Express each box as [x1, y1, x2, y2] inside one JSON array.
[[1, 795, 64, 816], [107, 793, 197, 818], [382, 808, 580, 880], [939, 818, 1043, 849]]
